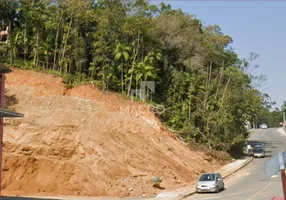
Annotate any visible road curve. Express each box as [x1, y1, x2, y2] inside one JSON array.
[[186, 128, 286, 200]]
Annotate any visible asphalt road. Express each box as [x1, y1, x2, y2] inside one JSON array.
[[186, 128, 286, 200]]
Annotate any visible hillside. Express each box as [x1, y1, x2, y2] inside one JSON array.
[[1, 69, 223, 197]]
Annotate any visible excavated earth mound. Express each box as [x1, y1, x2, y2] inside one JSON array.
[[1, 69, 221, 197]]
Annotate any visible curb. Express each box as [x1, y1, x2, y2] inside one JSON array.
[[175, 190, 196, 200], [223, 157, 253, 180], [278, 127, 286, 137], [176, 157, 254, 200]]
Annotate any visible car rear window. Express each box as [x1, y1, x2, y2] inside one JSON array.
[[254, 147, 264, 153]]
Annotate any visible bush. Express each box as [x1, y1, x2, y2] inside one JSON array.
[[63, 73, 90, 89], [229, 134, 246, 158]]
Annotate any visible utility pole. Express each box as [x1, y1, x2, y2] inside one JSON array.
[[283, 111, 286, 125]]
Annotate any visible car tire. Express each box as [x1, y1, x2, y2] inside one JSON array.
[[216, 186, 219, 193]]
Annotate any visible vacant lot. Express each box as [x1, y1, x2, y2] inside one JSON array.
[[2, 69, 222, 198]]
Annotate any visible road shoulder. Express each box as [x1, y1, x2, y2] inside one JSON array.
[[155, 156, 254, 200], [277, 127, 286, 136]]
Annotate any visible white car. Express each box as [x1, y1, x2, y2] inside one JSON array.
[[261, 124, 268, 129], [196, 173, 225, 193]]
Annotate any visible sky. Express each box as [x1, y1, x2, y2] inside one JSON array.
[[150, 0, 286, 108]]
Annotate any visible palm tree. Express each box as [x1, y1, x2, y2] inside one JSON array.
[[144, 51, 162, 65], [136, 62, 158, 82], [134, 61, 159, 101], [127, 50, 162, 98], [40, 42, 53, 69], [114, 42, 131, 93]]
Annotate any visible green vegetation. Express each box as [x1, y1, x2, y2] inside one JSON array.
[[0, 0, 274, 153], [257, 107, 283, 128]]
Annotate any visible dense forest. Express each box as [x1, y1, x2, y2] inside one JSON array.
[[0, 0, 281, 153]]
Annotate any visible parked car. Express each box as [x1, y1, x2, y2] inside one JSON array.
[[261, 124, 268, 129], [196, 173, 224, 193], [253, 144, 265, 158]]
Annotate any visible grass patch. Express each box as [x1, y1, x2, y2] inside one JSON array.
[[3, 60, 93, 89]]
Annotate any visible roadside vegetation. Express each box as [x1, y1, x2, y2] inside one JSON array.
[[0, 0, 278, 154], [257, 106, 283, 128]]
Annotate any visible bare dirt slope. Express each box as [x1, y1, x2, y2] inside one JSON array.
[[1, 69, 222, 197]]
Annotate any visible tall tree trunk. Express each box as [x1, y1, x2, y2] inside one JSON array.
[[24, 19, 27, 64], [188, 79, 194, 125], [7, 20, 11, 43], [217, 76, 231, 114], [203, 62, 212, 114], [53, 10, 63, 70], [215, 61, 224, 99], [127, 30, 140, 96], [34, 30, 40, 68], [61, 18, 72, 72], [136, 79, 138, 98], [141, 36, 144, 62], [8, 20, 12, 64], [46, 53, 49, 69]]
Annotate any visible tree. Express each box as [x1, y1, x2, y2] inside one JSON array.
[[0, 0, 19, 43], [114, 42, 131, 93], [1, 0, 270, 154]]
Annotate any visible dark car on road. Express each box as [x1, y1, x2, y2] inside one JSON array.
[[253, 144, 265, 158]]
